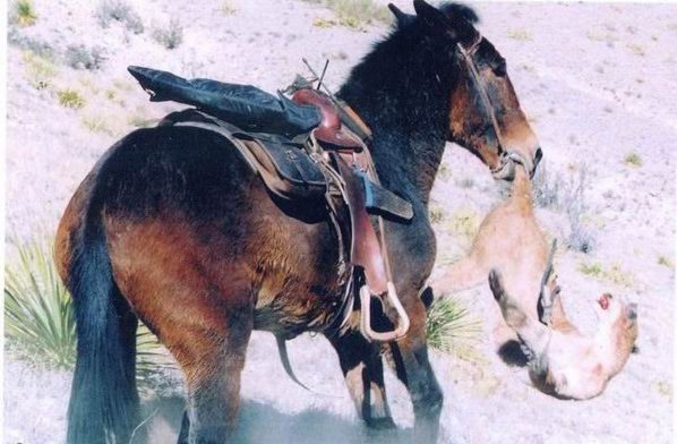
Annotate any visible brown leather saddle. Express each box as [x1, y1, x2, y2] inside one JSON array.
[[148, 79, 411, 342]]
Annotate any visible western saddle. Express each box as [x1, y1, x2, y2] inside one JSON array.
[[129, 66, 412, 344]]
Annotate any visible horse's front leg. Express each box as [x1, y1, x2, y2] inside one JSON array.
[[327, 330, 396, 430], [388, 294, 443, 443]]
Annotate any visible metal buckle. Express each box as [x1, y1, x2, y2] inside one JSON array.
[[359, 282, 411, 342]]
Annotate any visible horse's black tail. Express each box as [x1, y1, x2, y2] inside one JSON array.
[[66, 213, 140, 444]]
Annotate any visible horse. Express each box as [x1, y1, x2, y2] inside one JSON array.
[[55, 1, 541, 443]]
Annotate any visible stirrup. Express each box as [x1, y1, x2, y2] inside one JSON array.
[[359, 282, 410, 342]]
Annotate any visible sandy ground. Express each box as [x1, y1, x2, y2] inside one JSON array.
[[4, 1, 675, 443]]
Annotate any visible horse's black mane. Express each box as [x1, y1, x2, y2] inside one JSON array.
[[337, 2, 480, 200], [440, 2, 479, 24]]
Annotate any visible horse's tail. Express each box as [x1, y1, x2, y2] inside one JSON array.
[[66, 209, 140, 444]]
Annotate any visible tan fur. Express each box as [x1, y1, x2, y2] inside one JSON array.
[[437, 166, 638, 399]]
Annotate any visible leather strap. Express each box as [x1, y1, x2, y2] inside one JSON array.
[[335, 154, 388, 294]]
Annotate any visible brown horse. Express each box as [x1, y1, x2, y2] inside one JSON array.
[[55, 1, 541, 443]]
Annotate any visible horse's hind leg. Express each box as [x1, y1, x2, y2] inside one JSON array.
[[327, 331, 395, 430], [166, 304, 253, 444]]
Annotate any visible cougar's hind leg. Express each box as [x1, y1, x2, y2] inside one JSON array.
[[327, 330, 396, 430], [488, 270, 550, 357]]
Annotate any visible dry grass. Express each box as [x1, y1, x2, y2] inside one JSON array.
[[624, 151, 643, 167], [81, 115, 114, 135], [657, 255, 673, 269], [152, 18, 184, 50], [428, 203, 446, 225], [221, 0, 237, 15], [303, 0, 392, 29], [578, 261, 635, 288], [626, 43, 646, 57], [446, 208, 480, 244], [56, 89, 85, 109], [507, 29, 532, 41], [22, 51, 58, 90], [96, 0, 144, 34]]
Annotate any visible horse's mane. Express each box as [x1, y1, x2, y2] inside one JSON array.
[[439, 2, 480, 24], [336, 3, 480, 196], [338, 2, 479, 124]]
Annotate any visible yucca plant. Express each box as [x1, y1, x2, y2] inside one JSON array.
[[4, 237, 175, 388], [426, 296, 483, 361]]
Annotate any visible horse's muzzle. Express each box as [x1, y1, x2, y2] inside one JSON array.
[[492, 147, 542, 180]]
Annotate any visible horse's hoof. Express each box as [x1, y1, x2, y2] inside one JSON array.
[[365, 416, 397, 430]]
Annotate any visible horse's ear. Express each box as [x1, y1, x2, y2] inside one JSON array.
[[388, 3, 415, 27], [413, 0, 457, 39]]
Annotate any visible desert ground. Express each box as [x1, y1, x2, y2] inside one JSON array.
[[4, 0, 675, 443]]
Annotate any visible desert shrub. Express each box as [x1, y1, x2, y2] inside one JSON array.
[[221, 0, 237, 15], [64, 44, 107, 70], [446, 208, 480, 244], [4, 237, 174, 386], [11, 0, 38, 26], [22, 50, 58, 90], [532, 161, 563, 208], [152, 18, 184, 50], [302, 0, 392, 29], [56, 88, 85, 109], [426, 297, 482, 360], [535, 162, 595, 253], [624, 151, 643, 167], [657, 255, 673, 269], [428, 203, 446, 225], [5, 239, 76, 369], [9, 29, 55, 59], [96, 0, 144, 34], [561, 164, 595, 253], [81, 115, 116, 136]]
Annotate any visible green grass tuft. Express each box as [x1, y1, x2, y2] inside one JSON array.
[[578, 261, 634, 288], [56, 89, 85, 109], [303, 0, 392, 30], [5, 237, 174, 388], [657, 255, 673, 269], [426, 297, 482, 361], [624, 152, 643, 168], [13, 0, 38, 26], [5, 238, 76, 369]]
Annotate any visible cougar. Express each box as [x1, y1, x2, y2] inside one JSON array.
[[437, 165, 638, 399]]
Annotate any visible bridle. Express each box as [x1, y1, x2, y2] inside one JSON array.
[[456, 33, 532, 179]]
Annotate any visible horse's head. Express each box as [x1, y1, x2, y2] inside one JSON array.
[[392, 1, 542, 180]]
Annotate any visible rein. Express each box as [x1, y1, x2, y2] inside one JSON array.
[[457, 35, 531, 179]]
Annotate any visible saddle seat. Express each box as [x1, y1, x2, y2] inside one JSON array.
[[291, 89, 364, 150]]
